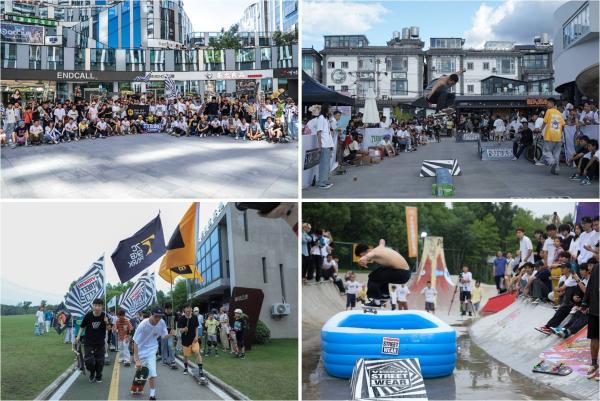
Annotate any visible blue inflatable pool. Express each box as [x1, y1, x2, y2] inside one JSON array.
[[321, 310, 456, 379]]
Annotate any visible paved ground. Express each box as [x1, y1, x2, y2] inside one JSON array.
[[1, 134, 297, 198], [303, 137, 598, 199], [58, 351, 222, 400]]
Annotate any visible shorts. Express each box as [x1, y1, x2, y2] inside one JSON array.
[[425, 302, 435, 312], [346, 293, 356, 308], [208, 335, 217, 343], [139, 353, 157, 378], [460, 290, 471, 302], [588, 314, 599, 340], [236, 331, 245, 348], [182, 341, 200, 357]]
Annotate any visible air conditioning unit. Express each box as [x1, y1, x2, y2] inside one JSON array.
[[271, 303, 291, 316]]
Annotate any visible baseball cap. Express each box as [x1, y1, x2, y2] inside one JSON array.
[[151, 306, 164, 316], [193, 307, 199, 312], [234, 308, 243, 314]]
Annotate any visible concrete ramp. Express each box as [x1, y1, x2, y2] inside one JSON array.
[[408, 236, 455, 310], [470, 299, 598, 400], [302, 281, 346, 352]]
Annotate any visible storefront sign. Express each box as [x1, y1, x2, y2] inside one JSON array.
[[1, 69, 141, 82], [45, 35, 60, 46], [0, 22, 44, 45], [57, 72, 97, 80], [526, 98, 548, 106], [4, 13, 57, 27], [273, 68, 299, 79], [228, 287, 264, 351], [147, 38, 184, 49]]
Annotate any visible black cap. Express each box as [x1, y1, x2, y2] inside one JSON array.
[[151, 306, 164, 316]]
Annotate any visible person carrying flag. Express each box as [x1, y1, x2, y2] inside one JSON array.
[[75, 298, 109, 383], [132, 307, 168, 400]]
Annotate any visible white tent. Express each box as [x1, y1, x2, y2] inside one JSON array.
[[362, 88, 380, 124]]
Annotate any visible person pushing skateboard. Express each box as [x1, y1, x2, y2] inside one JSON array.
[[75, 298, 109, 383], [354, 239, 411, 307], [132, 306, 168, 400]]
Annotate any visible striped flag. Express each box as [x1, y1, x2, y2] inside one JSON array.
[[107, 295, 117, 309], [165, 75, 179, 100], [119, 271, 156, 319], [65, 256, 105, 319]]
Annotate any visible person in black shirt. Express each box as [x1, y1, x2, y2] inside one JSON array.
[[513, 121, 533, 160], [205, 97, 219, 119], [160, 303, 177, 369], [76, 298, 109, 383], [177, 304, 205, 380]]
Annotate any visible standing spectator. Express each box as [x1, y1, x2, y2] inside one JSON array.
[[232, 309, 247, 359], [492, 251, 508, 293], [160, 303, 176, 369], [577, 217, 600, 270], [4, 103, 16, 145], [390, 285, 397, 310], [395, 284, 410, 310], [535, 98, 565, 174], [301, 223, 312, 281], [582, 263, 599, 379], [317, 104, 334, 189], [517, 228, 535, 265], [35, 306, 45, 335], [459, 266, 473, 316], [218, 307, 230, 353], [44, 308, 53, 334], [345, 273, 361, 310], [471, 281, 482, 316], [421, 281, 438, 314]]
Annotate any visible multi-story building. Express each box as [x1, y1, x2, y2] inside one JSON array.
[[553, 0, 598, 104], [186, 203, 297, 339], [1, 0, 298, 103], [320, 29, 425, 117], [238, 0, 298, 34], [302, 47, 322, 82]]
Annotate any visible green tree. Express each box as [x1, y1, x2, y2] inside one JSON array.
[[22, 301, 32, 314], [209, 24, 242, 50], [169, 279, 188, 311], [272, 28, 298, 45]]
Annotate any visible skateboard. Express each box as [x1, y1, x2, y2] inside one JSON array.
[[73, 342, 85, 373], [194, 372, 209, 386], [130, 366, 149, 394], [532, 360, 572, 376], [534, 327, 552, 335], [361, 302, 386, 314]]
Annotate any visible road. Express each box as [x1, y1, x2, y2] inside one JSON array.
[[55, 351, 224, 400], [303, 137, 598, 199], [1, 134, 297, 199]]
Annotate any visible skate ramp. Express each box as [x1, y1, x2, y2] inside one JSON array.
[[470, 299, 598, 400], [408, 236, 455, 310], [480, 291, 517, 314], [302, 281, 346, 352]]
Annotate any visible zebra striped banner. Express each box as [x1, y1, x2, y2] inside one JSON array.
[[65, 256, 105, 319], [419, 160, 461, 177], [165, 75, 180, 100], [351, 358, 428, 401], [118, 271, 156, 319]]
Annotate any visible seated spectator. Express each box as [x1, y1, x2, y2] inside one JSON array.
[[133, 115, 146, 135], [526, 262, 552, 304], [247, 118, 263, 141], [172, 117, 187, 137], [95, 118, 108, 138], [536, 264, 589, 334], [0, 127, 6, 147], [78, 119, 91, 139], [570, 139, 598, 186], [113, 119, 123, 136], [350, 134, 372, 165], [322, 254, 338, 281], [342, 133, 361, 165], [197, 116, 209, 138], [513, 121, 533, 160], [64, 118, 78, 141], [378, 134, 396, 157], [29, 120, 43, 145], [44, 121, 60, 144], [567, 135, 589, 168], [210, 117, 223, 136], [236, 119, 249, 140], [13, 121, 28, 146]]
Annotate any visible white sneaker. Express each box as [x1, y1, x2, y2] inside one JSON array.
[[534, 162, 546, 166]]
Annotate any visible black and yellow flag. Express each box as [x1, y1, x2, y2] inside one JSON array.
[[159, 203, 203, 284]]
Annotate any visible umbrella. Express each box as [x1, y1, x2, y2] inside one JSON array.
[[362, 88, 380, 124]]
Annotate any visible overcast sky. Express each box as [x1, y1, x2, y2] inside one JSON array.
[[1, 202, 221, 305], [303, 0, 565, 49], [182, 0, 257, 32]]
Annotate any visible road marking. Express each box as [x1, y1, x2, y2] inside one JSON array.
[[49, 369, 80, 400], [108, 356, 120, 400], [173, 359, 230, 400]]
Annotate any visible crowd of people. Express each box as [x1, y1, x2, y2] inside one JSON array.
[[303, 98, 599, 189], [35, 299, 250, 399], [0, 89, 299, 147]]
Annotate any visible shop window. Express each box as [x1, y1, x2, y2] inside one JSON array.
[[1, 44, 17, 69], [46, 47, 63, 70], [277, 45, 293, 68], [29, 46, 42, 69], [260, 48, 271, 69], [236, 48, 255, 70]]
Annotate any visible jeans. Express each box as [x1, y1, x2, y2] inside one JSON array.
[[5, 122, 15, 143], [64, 327, 73, 343], [514, 143, 530, 159], [318, 147, 333, 186], [84, 343, 105, 379], [542, 140, 562, 167], [119, 339, 131, 362], [288, 120, 298, 141], [160, 336, 174, 365]]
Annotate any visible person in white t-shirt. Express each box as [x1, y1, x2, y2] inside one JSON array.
[[459, 265, 473, 316], [35, 306, 45, 335], [133, 307, 168, 400], [420, 281, 437, 313], [542, 224, 558, 267], [395, 284, 411, 310], [517, 228, 534, 264], [53, 103, 65, 125], [322, 254, 338, 281], [493, 116, 505, 142], [577, 217, 599, 266], [317, 104, 334, 189], [345, 273, 362, 310]]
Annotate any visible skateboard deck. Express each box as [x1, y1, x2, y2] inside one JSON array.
[[361, 302, 386, 314], [532, 360, 572, 376], [194, 372, 209, 386], [534, 327, 552, 335], [73, 342, 85, 373], [130, 366, 149, 394]]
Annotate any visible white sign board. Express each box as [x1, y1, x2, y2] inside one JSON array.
[[360, 128, 394, 150], [351, 358, 428, 401]]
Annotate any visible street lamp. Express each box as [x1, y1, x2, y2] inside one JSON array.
[[415, 232, 428, 272]]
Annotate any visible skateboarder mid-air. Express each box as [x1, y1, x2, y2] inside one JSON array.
[[415, 69, 466, 114], [132, 306, 169, 400], [354, 239, 411, 307], [75, 298, 109, 383]]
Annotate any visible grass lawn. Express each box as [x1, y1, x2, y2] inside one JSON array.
[[201, 339, 298, 400], [1, 315, 74, 400]]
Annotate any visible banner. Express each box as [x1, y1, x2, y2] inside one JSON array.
[[111, 214, 166, 283], [479, 141, 514, 161], [302, 133, 320, 188], [159, 203, 203, 284], [65, 256, 105, 319], [165, 75, 180, 100], [0, 22, 44, 45], [405, 207, 418, 258], [107, 295, 117, 309], [118, 271, 156, 319], [126, 104, 149, 120], [359, 128, 394, 150], [142, 123, 164, 133], [236, 80, 257, 95], [53, 302, 69, 335], [351, 358, 428, 401]]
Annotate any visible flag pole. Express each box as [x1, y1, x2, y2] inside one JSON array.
[[103, 253, 107, 310]]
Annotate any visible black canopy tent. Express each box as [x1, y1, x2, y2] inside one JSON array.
[[302, 71, 354, 108]]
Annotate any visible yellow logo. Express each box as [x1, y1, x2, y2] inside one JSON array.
[[140, 234, 155, 255]]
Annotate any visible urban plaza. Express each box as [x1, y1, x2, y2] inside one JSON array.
[[0, 0, 299, 199]]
